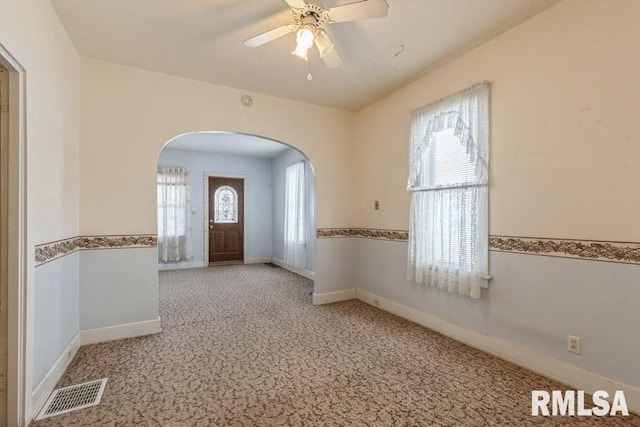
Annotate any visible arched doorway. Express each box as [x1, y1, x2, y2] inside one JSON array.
[[156, 131, 317, 286]]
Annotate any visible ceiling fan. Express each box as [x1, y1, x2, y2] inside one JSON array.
[[244, 0, 389, 70]]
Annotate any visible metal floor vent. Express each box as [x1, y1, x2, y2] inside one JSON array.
[[35, 378, 108, 420]]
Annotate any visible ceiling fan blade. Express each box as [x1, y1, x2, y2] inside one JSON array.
[[244, 24, 297, 48], [327, 0, 389, 23], [283, 0, 307, 8]]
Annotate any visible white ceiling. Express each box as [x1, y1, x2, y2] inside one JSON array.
[[51, 0, 560, 111], [165, 132, 291, 158]]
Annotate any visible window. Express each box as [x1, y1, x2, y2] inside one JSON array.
[[214, 185, 238, 223], [157, 167, 193, 262], [407, 82, 489, 299], [284, 161, 306, 269]]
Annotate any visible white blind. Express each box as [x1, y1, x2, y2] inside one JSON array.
[[432, 129, 479, 187]]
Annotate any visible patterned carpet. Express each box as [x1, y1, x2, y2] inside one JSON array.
[[32, 265, 638, 426]]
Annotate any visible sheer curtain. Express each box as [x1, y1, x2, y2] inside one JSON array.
[[284, 161, 306, 269], [157, 167, 193, 262], [407, 82, 489, 299]]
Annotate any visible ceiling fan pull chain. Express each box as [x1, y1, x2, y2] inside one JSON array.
[[307, 59, 313, 81]]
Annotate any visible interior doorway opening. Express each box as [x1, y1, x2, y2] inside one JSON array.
[[156, 131, 317, 284]]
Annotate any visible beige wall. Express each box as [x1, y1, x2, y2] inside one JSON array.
[[80, 58, 355, 235], [0, 0, 81, 244], [354, 0, 640, 242]]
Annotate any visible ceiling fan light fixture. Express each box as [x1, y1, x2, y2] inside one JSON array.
[[291, 24, 316, 60], [314, 29, 334, 58]]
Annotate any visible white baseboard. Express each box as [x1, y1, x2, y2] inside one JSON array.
[[356, 289, 640, 414], [160, 258, 275, 269], [32, 331, 82, 417], [245, 257, 272, 264], [158, 261, 207, 271], [80, 317, 162, 346], [271, 257, 315, 280], [312, 288, 357, 305]]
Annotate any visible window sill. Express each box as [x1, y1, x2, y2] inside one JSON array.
[[481, 274, 493, 289]]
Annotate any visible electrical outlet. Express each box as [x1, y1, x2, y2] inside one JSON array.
[[568, 335, 581, 355]]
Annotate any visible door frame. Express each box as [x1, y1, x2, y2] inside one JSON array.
[[0, 43, 28, 426], [203, 172, 247, 266]]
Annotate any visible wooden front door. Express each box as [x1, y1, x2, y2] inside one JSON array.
[[209, 177, 244, 265]]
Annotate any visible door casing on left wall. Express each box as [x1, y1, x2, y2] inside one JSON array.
[[0, 42, 28, 426], [0, 60, 9, 427]]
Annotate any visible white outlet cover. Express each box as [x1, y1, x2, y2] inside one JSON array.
[[568, 335, 582, 355]]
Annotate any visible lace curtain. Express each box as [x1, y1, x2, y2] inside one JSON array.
[[157, 167, 193, 262], [407, 82, 490, 299], [284, 162, 306, 269]]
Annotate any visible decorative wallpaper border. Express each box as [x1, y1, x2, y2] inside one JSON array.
[[317, 228, 409, 241], [317, 228, 640, 265], [35, 235, 157, 266], [37, 231, 640, 266], [489, 235, 640, 265], [35, 237, 81, 266]]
